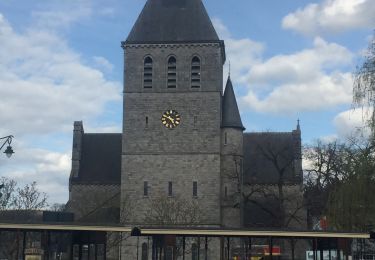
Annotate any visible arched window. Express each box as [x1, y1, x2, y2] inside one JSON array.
[[191, 56, 201, 88], [167, 56, 177, 88], [191, 243, 198, 260], [141, 242, 148, 260], [144, 56, 153, 88]]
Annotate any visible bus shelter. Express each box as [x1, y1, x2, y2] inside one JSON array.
[[0, 222, 372, 260]]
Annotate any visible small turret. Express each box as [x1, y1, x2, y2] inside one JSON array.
[[221, 77, 245, 228], [222, 77, 245, 131]]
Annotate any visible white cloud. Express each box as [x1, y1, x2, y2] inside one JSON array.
[[212, 19, 264, 84], [0, 145, 71, 204], [282, 0, 375, 36], [247, 38, 353, 85], [85, 124, 122, 133], [0, 11, 122, 204], [93, 56, 114, 72], [31, 2, 92, 30], [213, 19, 354, 114], [333, 108, 372, 138], [0, 13, 122, 137]]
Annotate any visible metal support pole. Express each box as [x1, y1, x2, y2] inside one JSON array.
[[227, 237, 230, 260], [159, 243, 162, 260], [291, 238, 295, 260], [22, 231, 26, 260], [197, 237, 200, 260], [269, 237, 273, 260], [45, 231, 50, 260], [137, 236, 139, 260], [313, 238, 317, 260], [182, 236, 185, 260], [245, 237, 248, 259], [328, 238, 332, 260], [16, 230, 20, 260], [205, 236, 208, 260], [248, 237, 252, 260]]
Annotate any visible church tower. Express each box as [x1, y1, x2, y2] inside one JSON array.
[[121, 0, 226, 228]]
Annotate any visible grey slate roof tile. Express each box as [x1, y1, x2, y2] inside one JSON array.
[[126, 0, 219, 43], [70, 133, 122, 185], [243, 132, 300, 184]]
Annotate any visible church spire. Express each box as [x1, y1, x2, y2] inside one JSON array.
[[296, 119, 301, 133], [126, 0, 220, 44], [222, 77, 245, 130]]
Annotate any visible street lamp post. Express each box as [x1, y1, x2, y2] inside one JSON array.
[[0, 135, 14, 158]]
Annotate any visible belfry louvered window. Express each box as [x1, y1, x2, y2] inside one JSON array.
[[191, 56, 201, 88], [167, 56, 177, 88], [143, 56, 153, 88]]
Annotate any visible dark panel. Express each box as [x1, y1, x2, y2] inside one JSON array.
[[71, 134, 122, 185], [243, 132, 301, 184]]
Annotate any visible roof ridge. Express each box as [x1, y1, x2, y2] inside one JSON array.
[[245, 132, 293, 135], [84, 133, 122, 135]]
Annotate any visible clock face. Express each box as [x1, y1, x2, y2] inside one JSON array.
[[161, 110, 181, 129]]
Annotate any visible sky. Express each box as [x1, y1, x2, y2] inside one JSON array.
[[0, 0, 374, 204]]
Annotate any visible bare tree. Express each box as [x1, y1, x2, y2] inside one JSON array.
[[303, 140, 345, 228], [0, 179, 48, 259], [144, 195, 202, 226], [353, 32, 375, 138], [242, 137, 305, 229], [12, 181, 48, 210], [0, 177, 17, 210], [50, 203, 66, 212]]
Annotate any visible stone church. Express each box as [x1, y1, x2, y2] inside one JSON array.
[[66, 0, 304, 258]]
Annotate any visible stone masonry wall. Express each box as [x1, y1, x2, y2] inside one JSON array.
[[221, 128, 243, 228], [67, 184, 120, 221], [122, 43, 224, 227]]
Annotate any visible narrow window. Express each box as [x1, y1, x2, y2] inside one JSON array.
[[145, 116, 149, 128], [191, 56, 201, 88], [144, 181, 148, 196], [144, 57, 153, 88], [224, 132, 228, 145], [167, 56, 177, 88], [193, 181, 198, 197], [142, 243, 148, 260], [194, 116, 198, 128], [225, 186, 228, 198], [168, 181, 173, 196]]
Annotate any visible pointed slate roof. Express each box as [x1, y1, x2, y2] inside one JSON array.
[[126, 0, 220, 44], [222, 77, 245, 130]]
